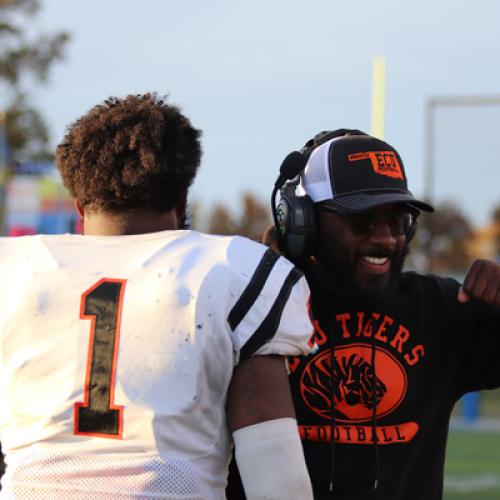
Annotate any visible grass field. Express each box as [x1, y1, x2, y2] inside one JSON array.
[[444, 428, 500, 500]]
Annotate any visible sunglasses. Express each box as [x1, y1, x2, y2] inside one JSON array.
[[318, 203, 419, 237]]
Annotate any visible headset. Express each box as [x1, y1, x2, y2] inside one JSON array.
[[272, 175, 314, 263], [271, 129, 418, 263], [271, 154, 315, 264], [271, 130, 359, 263]]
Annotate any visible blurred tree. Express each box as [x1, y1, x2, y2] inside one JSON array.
[[233, 193, 271, 241], [0, 0, 69, 162], [409, 201, 474, 273], [206, 204, 235, 235], [205, 192, 271, 241]]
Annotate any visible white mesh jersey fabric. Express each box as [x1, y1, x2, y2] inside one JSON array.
[[2, 451, 205, 499], [0, 230, 312, 499]]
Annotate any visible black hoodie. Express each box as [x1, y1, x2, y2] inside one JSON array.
[[226, 270, 500, 500], [290, 270, 500, 499]]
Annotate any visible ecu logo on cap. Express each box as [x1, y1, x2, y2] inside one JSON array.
[[348, 151, 404, 180]]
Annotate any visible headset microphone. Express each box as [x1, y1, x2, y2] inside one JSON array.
[[274, 151, 307, 189]]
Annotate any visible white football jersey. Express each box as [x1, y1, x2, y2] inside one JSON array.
[[0, 230, 313, 499]]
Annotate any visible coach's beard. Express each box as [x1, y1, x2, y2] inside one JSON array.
[[308, 244, 409, 308]]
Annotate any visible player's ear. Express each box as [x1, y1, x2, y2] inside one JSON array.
[[75, 200, 84, 219]]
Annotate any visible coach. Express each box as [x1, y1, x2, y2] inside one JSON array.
[[227, 129, 500, 500]]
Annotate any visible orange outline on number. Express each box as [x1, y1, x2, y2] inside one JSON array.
[[74, 278, 127, 439]]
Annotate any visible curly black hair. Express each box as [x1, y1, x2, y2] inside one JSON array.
[[55, 93, 202, 213]]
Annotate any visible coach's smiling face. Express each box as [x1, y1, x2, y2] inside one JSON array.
[[312, 204, 410, 304]]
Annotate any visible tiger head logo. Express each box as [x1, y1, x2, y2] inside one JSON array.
[[300, 344, 407, 423], [334, 352, 386, 409]]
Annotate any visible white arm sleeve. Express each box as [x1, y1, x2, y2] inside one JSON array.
[[233, 418, 313, 500]]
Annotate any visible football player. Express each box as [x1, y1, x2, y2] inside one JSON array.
[[0, 93, 314, 499]]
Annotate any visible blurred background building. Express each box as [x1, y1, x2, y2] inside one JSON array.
[[3, 161, 78, 236]]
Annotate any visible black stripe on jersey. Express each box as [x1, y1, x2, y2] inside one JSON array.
[[239, 267, 303, 362], [228, 248, 280, 331]]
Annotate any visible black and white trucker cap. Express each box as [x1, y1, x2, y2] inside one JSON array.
[[298, 133, 434, 213]]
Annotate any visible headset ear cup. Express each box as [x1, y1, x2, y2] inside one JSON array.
[[274, 197, 289, 254], [274, 195, 316, 263]]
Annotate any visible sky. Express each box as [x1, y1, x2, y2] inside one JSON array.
[[25, 0, 500, 227]]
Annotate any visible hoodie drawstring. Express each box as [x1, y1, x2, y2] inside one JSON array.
[[371, 315, 380, 490], [328, 309, 381, 495], [329, 312, 336, 494]]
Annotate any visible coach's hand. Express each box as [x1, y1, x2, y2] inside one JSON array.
[[458, 259, 500, 305]]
